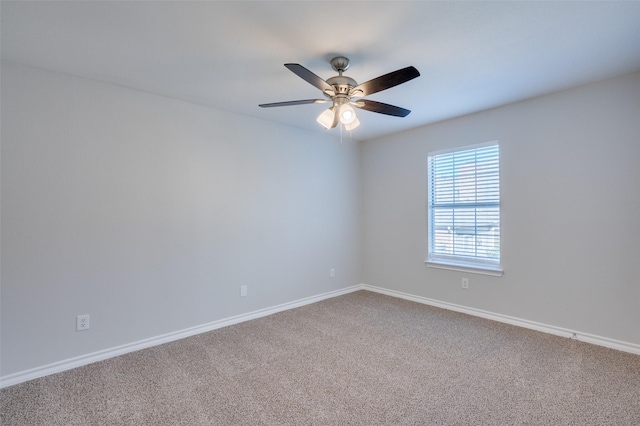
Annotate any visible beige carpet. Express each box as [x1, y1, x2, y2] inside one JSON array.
[[2, 290, 640, 425]]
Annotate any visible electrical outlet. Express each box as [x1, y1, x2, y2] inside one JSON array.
[[461, 278, 469, 289], [76, 314, 90, 331], [240, 285, 248, 297], [330, 268, 336, 278]]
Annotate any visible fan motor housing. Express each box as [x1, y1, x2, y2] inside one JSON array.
[[326, 75, 358, 94]]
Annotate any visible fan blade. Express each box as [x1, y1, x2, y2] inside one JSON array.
[[284, 63, 334, 94], [259, 99, 327, 108], [351, 66, 420, 97], [353, 99, 411, 117]]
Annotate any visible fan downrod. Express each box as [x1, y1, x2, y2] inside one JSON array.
[[326, 57, 357, 93]]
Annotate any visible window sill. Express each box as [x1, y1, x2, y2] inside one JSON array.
[[425, 260, 504, 277]]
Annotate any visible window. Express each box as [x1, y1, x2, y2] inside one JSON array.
[[427, 142, 502, 275]]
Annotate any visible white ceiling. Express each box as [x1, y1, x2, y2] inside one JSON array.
[[2, 1, 640, 141]]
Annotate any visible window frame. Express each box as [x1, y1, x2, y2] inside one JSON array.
[[426, 141, 503, 276]]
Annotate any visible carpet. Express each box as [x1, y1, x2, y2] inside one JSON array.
[[2, 290, 639, 425]]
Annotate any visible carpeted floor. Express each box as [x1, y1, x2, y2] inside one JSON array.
[[2, 290, 640, 425]]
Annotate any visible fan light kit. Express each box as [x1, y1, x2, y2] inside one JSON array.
[[259, 56, 420, 131]]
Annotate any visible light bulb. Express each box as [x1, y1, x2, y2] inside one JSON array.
[[316, 108, 335, 129], [339, 104, 357, 125]]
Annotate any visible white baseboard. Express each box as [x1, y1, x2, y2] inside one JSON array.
[[4, 283, 637, 389], [362, 283, 640, 356], [0, 285, 365, 389]]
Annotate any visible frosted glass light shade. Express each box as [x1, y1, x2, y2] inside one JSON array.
[[316, 108, 335, 129], [344, 115, 360, 131], [339, 104, 357, 125]]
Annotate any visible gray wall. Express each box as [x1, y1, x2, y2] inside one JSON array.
[[361, 72, 640, 346], [1, 62, 361, 376], [3, 61, 639, 380]]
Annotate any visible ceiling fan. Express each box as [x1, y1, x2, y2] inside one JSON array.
[[259, 56, 420, 131]]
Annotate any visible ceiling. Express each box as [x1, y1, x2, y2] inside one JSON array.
[[2, 1, 640, 141]]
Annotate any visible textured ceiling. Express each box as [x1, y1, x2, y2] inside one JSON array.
[[3, 1, 640, 141]]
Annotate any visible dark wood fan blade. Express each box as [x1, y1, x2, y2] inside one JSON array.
[[351, 66, 420, 97], [259, 99, 327, 108], [353, 99, 411, 117], [284, 64, 334, 93]]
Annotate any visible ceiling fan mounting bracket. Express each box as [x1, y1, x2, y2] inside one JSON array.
[[330, 56, 350, 73]]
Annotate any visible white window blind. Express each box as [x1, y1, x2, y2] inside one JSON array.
[[427, 143, 500, 272]]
